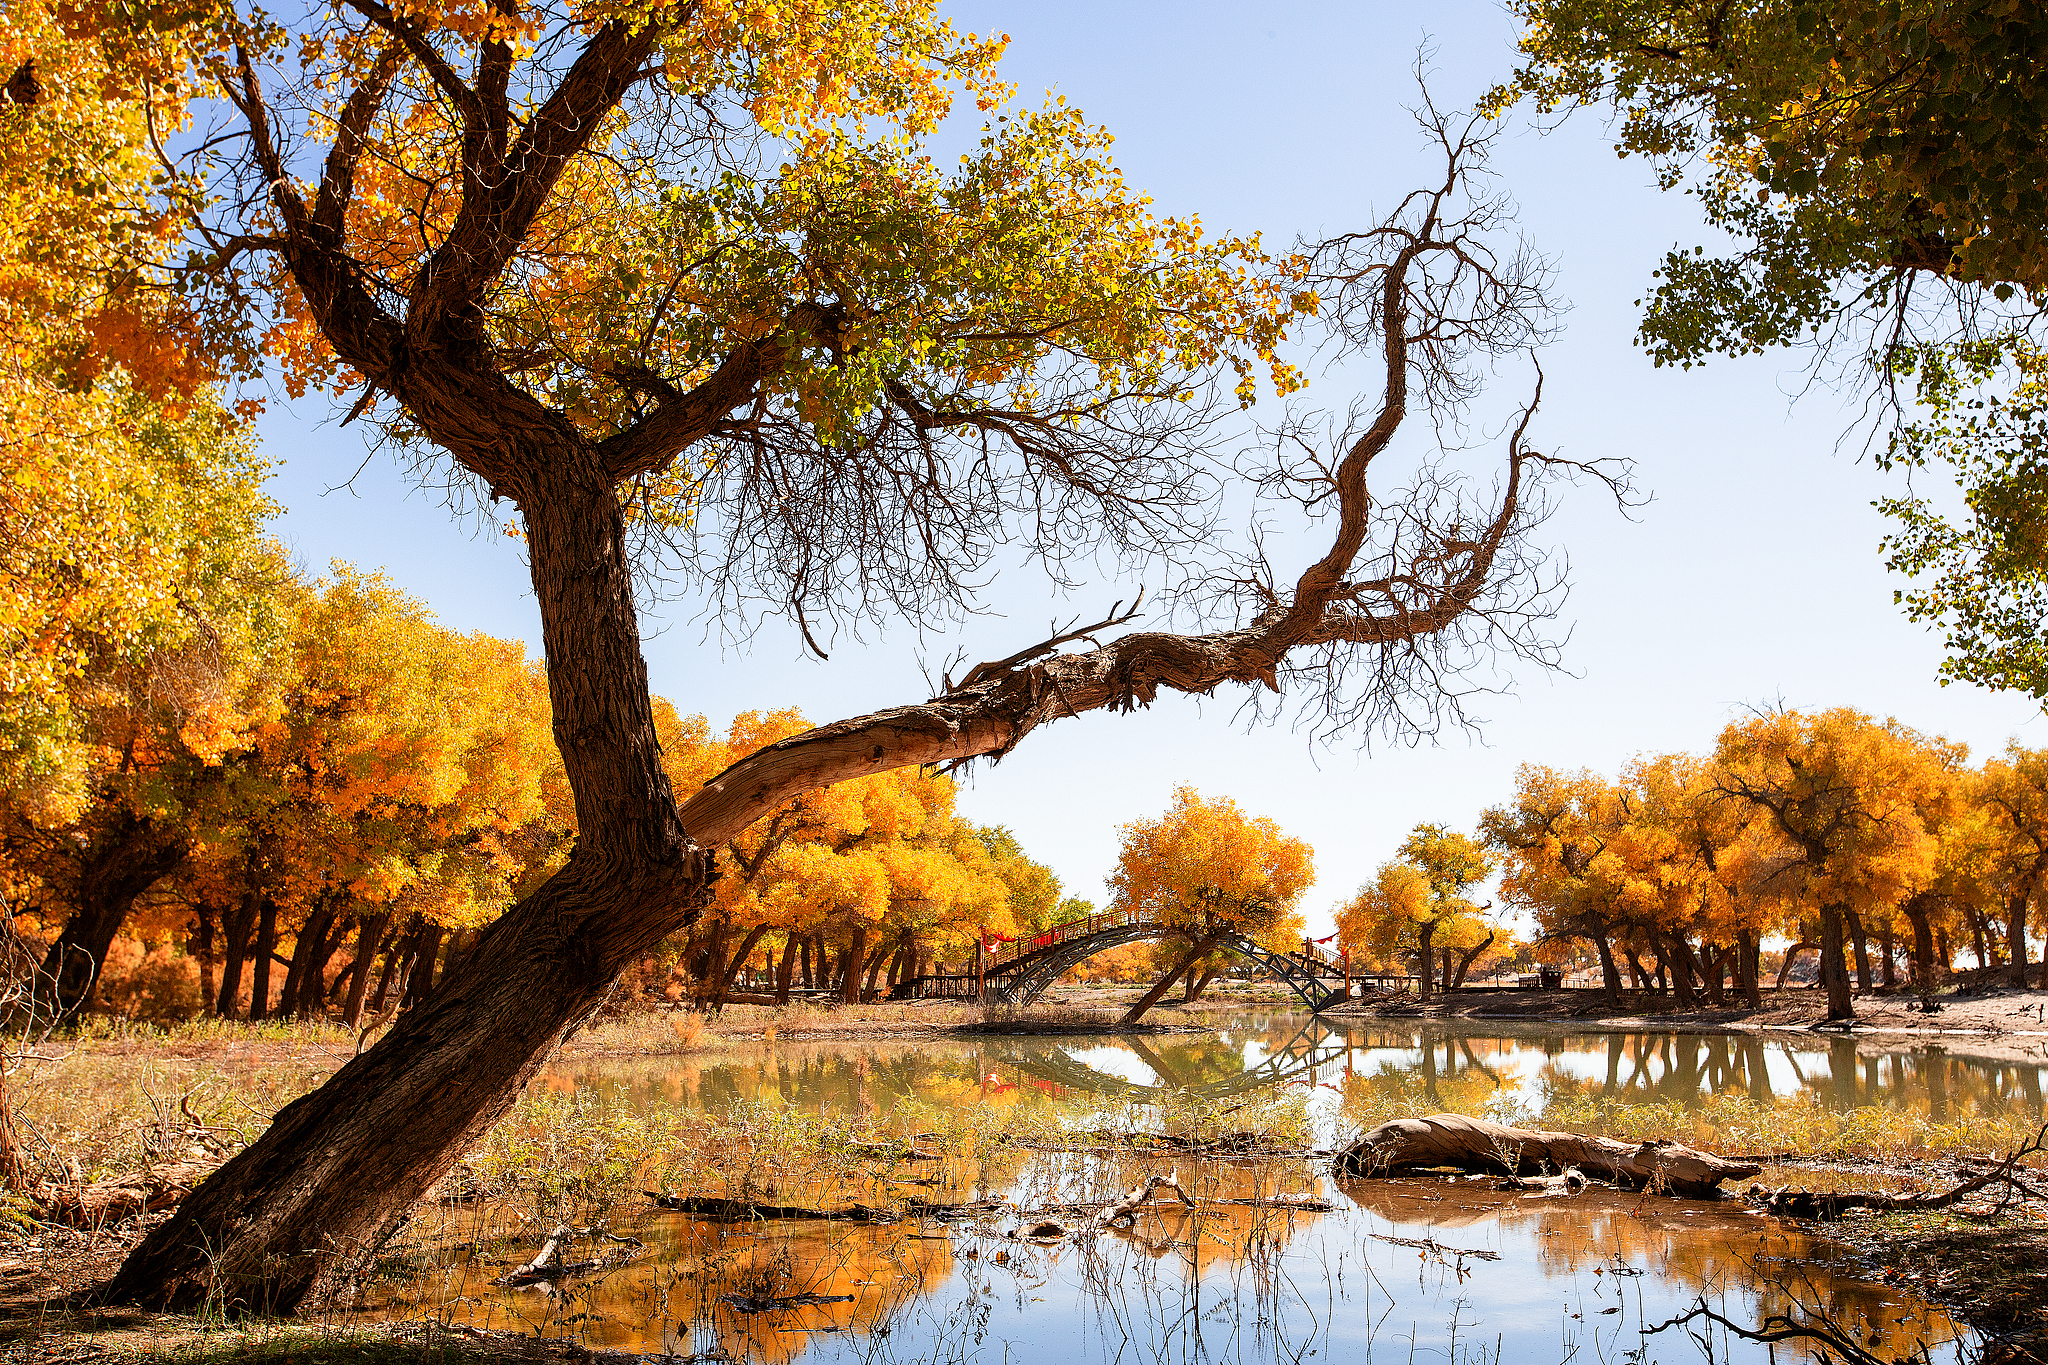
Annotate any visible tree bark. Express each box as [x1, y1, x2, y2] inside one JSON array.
[[1623, 945, 1652, 993], [1846, 910, 1873, 991], [1450, 931, 1494, 989], [1819, 903, 1855, 1023], [1660, 932, 1699, 1007], [837, 925, 869, 1006], [341, 914, 392, 1028], [697, 921, 730, 1000], [1589, 927, 1623, 1006], [401, 923, 445, 1010], [279, 902, 335, 1021], [215, 891, 260, 1020], [1879, 921, 1897, 989], [0, 1066, 27, 1192], [193, 904, 217, 1017], [2008, 889, 2031, 989], [1415, 921, 1437, 998], [773, 934, 798, 1004], [1737, 932, 1761, 1008], [295, 910, 351, 1019], [1904, 898, 1938, 991], [1775, 941, 1816, 991], [367, 918, 409, 1014], [247, 898, 279, 1023], [37, 814, 185, 1020], [710, 923, 769, 1009], [1122, 931, 1225, 1025]]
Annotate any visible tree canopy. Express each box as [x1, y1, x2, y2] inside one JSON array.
[[1491, 0, 2048, 700]]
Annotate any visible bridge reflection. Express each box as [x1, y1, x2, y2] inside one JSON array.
[[993, 1022, 1351, 1102]]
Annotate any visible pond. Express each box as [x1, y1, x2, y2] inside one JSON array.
[[363, 1017, 2036, 1363]]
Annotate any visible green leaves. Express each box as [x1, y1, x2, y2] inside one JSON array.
[[1495, 0, 2048, 366], [1878, 337, 2048, 698]]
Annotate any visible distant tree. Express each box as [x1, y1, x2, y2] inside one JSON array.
[[1971, 743, 2048, 989], [1339, 823, 1493, 996], [1484, 766, 1633, 1002], [1107, 787, 1313, 1023], [1712, 709, 1955, 1022]]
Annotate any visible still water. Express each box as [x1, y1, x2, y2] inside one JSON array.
[[369, 1018, 2041, 1363]]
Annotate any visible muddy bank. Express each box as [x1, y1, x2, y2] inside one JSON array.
[[1828, 1210, 2048, 1361]]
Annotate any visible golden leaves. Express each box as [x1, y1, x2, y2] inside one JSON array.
[[1109, 785, 1314, 950]]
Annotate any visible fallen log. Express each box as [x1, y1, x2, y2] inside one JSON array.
[[1334, 1114, 1760, 1199], [497, 1223, 644, 1284], [32, 1160, 213, 1228], [499, 1223, 580, 1285]]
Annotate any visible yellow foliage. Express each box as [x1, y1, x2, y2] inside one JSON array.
[[1107, 785, 1313, 952]]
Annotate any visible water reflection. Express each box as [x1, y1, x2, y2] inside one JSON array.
[[362, 1020, 2029, 1362], [548, 1019, 2046, 1132], [1315, 1024, 2047, 1122]]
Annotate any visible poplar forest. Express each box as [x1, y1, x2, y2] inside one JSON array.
[[1, 0, 2046, 1361]]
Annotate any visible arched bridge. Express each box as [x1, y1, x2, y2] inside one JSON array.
[[890, 907, 1351, 1012]]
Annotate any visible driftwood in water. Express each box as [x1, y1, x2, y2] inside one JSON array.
[[1017, 1173, 1196, 1241], [497, 1223, 643, 1285], [1497, 1168, 1590, 1195], [499, 1224, 583, 1284], [1087, 1172, 1194, 1233], [1335, 1114, 1760, 1199], [1748, 1122, 2048, 1220]]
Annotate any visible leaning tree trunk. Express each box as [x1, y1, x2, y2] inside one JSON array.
[[102, 463, 713, 1313], [1589, 926, 1623, 1006], [37, 815, 185, 1020], [1122, 931, 1226, 1025], [100, 110, 1557, 1310], [1450, 931, 1494, 989]]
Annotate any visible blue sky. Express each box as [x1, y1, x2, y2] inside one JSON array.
[[253, 0, 2047, 932]]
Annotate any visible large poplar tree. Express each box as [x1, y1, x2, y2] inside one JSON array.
[[77, 0, 1615, 1308]]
